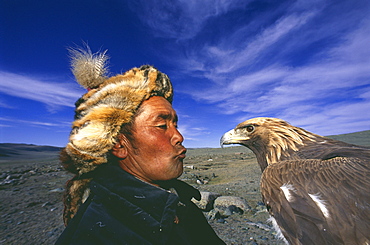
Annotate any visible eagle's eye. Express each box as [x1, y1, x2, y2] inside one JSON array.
[[246, 125, 254, 133]]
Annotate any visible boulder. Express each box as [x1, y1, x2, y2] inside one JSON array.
[[191, 191, 221, 211], [223, 205, 244, 216], [214, 196, 251, 215], [205, 209, 222, 221]]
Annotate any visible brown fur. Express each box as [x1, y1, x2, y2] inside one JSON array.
[[63, 177, 92, 225]]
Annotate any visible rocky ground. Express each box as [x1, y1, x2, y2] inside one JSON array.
[[0, 146, 286, 245], [0, 158, 69, 245], [2, 131, 369, 244], [181, 148, 285, 245]]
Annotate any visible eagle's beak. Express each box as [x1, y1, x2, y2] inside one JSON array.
[[220, 129, 233, 147], [220, 129, 247, 148]]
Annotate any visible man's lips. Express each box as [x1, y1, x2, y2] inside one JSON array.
[[177, 149, 187, 159]]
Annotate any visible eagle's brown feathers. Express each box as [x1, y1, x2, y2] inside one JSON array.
[[221, 117, 370, 245]]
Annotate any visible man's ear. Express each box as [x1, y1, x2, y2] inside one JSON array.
[[111, 135, 128, 159]]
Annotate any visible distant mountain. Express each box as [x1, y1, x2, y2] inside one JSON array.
[[326, 130, 370, 147], [0, 143, 62, 163]]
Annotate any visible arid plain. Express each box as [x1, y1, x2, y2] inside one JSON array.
[[1, 130, 369, 244]]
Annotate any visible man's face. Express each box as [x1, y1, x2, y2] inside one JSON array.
[[119, 96, 186, 183]]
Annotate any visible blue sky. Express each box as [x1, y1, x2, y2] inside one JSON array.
[[1, 0, 369, 148]]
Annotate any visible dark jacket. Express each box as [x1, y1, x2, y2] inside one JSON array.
[[56, 165, 225, 245]]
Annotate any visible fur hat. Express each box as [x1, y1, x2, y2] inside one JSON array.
[[61, 46, 173, 224]]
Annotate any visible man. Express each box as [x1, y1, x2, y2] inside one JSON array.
[[56, 47, 225, 244]]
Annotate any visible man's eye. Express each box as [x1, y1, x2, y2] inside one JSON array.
[[157, 125, 167, 129]]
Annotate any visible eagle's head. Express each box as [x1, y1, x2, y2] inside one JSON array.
[[221, 117, 317, 171]]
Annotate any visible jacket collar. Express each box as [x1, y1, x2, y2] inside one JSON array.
[[88, 164, 200, 243]]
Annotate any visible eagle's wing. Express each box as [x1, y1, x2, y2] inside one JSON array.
[[261, 157, 370, 245], [293, 144, 370, 161]]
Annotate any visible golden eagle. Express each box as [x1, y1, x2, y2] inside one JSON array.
[[220, 117, 370, 245]]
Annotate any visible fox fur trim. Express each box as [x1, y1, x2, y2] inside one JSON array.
[[61, 46, 173, 225]]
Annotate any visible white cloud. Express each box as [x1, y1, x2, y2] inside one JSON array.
[[190, 12, 370, 108], [217, 12, 317, 74], [130, 0, 250, 40], [0, 100, 14, 109], [177, 8, 319, 81], [173, 2, 370, 141], [0, 71, 83, 109], [178, 122, 210, 142], [0, 117, 69, 128]]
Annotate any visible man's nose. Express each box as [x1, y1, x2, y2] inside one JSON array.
[[171, 127, 184, 146]]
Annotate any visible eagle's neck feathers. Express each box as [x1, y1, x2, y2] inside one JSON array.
[[264, 125, 318, 165]]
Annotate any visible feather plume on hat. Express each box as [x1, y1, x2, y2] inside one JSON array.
[[61, 46, 173, 225], [69, 46, 109, 89]]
